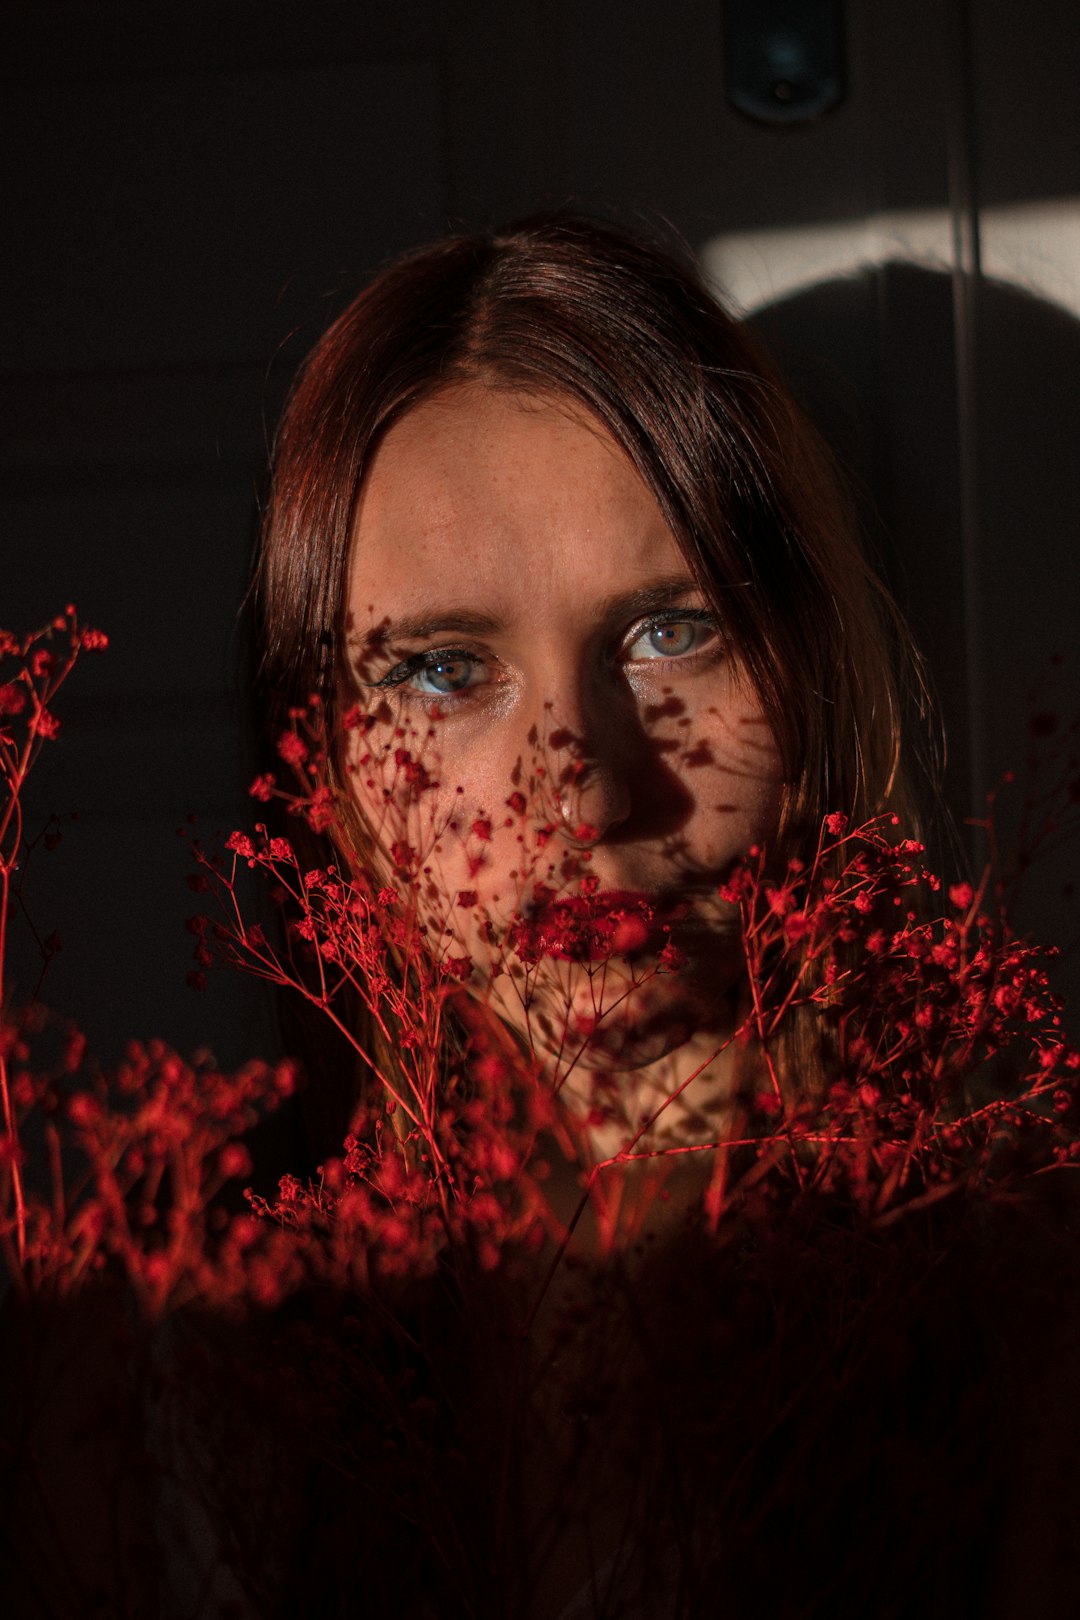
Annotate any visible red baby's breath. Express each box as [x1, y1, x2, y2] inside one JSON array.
[[30, 709, 61, 740], [249, 772, 276, 802], [277, 730, 308, 767], [2, 613, 1079, 1466]]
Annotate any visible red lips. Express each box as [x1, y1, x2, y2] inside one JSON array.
[[508, 887, 684, 964]]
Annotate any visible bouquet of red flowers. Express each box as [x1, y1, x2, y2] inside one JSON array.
[[3, 614, 1079, 1618]]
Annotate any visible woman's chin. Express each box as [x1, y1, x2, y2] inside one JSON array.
[[531, 974, 714, 1073], [564, 1019, 693, 1072]]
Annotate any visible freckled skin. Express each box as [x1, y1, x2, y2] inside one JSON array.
[[345, 386, 784, 1140]]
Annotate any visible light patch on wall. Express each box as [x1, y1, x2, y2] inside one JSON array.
[[702, 198, 1080, 320]]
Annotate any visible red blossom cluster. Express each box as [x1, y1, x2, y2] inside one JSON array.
[[185, 820, 549, 1283], [241, 1058, 542, 1289], [1, 609, 109, 1272], [718, 815, 1078, 1219], [178, 712, 1078, 1286], [2, 1031, 295, 1313], [507, 880, 685, 965], [2, 618, 1078, 1323]]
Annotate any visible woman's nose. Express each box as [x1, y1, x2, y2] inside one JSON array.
[[523, 667, 637, 847]]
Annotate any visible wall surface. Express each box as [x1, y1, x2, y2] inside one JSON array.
[[3, 0, 1078, 1063]]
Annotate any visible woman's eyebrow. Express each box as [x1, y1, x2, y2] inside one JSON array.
[[369, 608, 503, 641], [594, 575, 706, 622], [373, 576, 704, 643]]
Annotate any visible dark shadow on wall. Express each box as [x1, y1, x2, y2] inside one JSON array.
[[749, 264, 1080, 1009]]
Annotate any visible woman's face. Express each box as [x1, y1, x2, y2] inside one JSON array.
[[344, 385, 784, 1082]]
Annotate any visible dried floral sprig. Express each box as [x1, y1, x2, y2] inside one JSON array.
[[176, 700, 1080, 1315], [3, 613, 1080, 1620], [2, 619, 1078, 1324], [1, 608, 108, 1270]]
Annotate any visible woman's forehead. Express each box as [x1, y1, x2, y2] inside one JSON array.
[[347, 384, 692, 618]]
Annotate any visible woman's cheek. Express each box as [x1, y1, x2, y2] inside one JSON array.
[[700, 717, 784, 847]]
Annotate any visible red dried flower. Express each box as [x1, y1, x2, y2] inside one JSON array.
[[304, 785, 336, 832], [31, 708, 61, 739], [611, 915, 650, 954], [277, 731, 308, 767], [219, 1143, 253, 1179], [249, 773, 276, 802]]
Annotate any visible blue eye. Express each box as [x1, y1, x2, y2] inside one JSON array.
[[376, 649, 487, 696], [625, 612, 716, 662]]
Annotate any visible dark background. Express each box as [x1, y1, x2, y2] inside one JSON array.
[[3, 0, 1078, 1067]]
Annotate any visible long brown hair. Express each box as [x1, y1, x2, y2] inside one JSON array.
[[255, 214, 930, 1126]]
